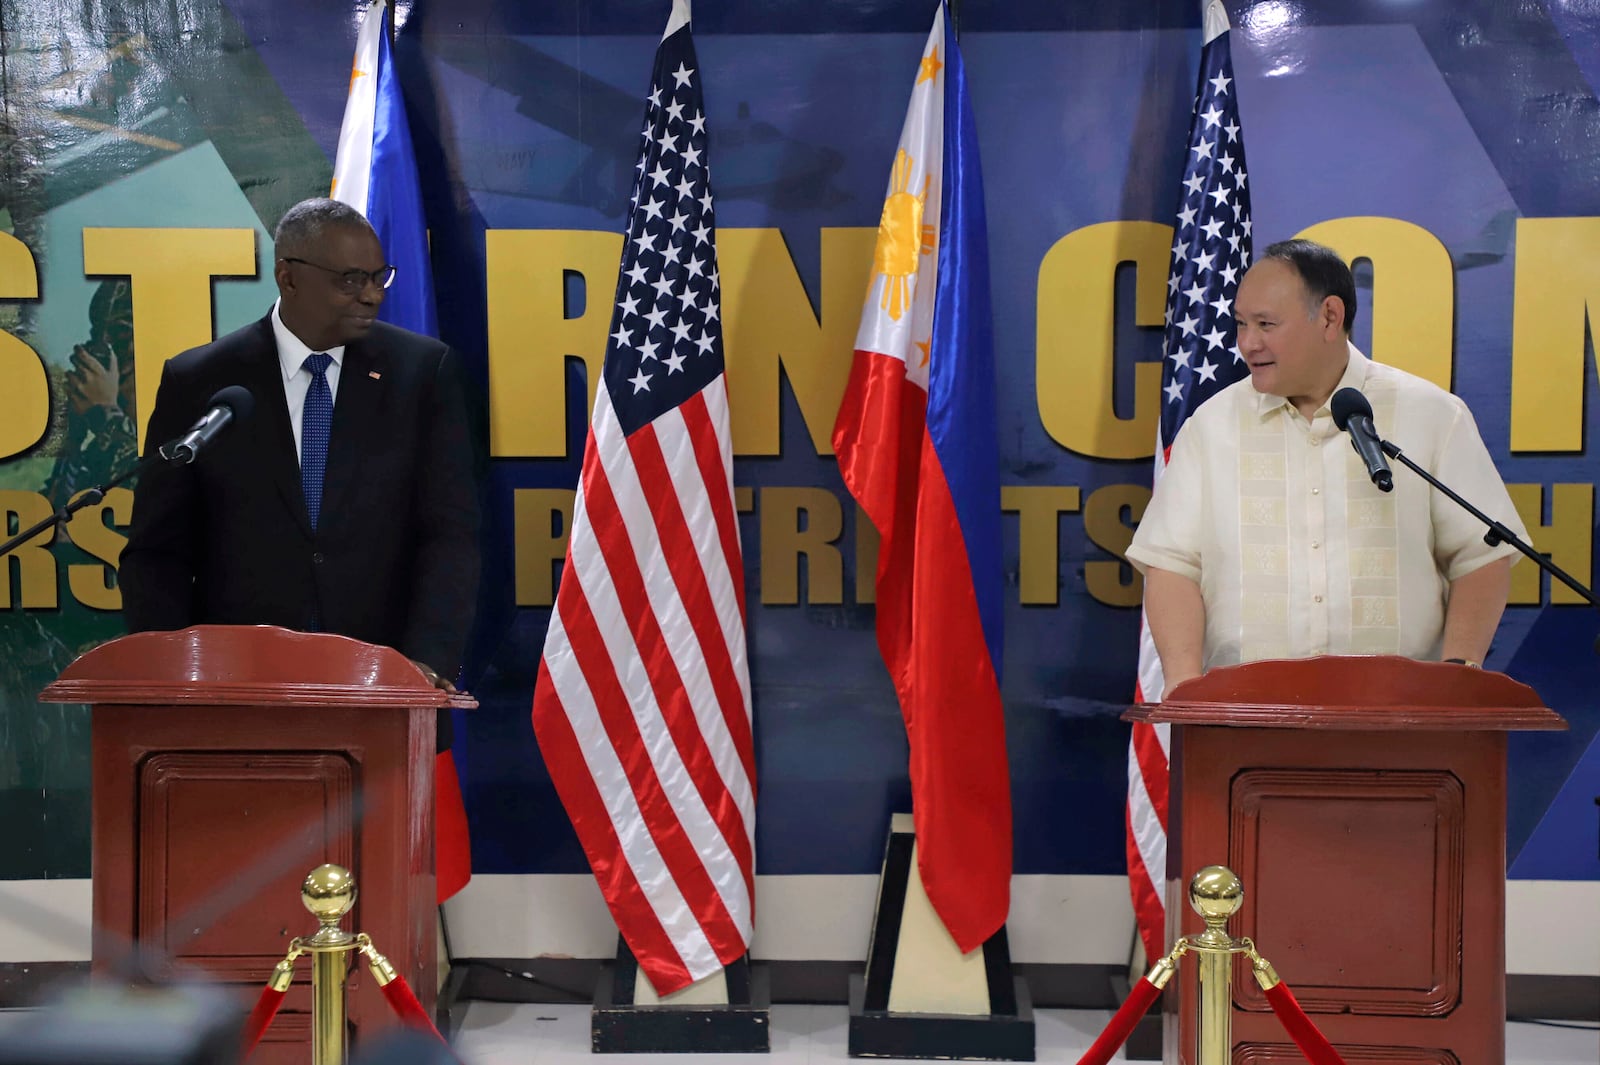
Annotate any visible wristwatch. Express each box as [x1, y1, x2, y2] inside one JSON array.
[[1443, 657, 1481, 668]]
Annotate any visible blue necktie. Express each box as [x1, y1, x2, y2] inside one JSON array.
[[300, 352, 333, 529]]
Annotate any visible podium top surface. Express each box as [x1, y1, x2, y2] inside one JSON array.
[[1123, 654, 1565, 731], [40, 625, 477, 709]]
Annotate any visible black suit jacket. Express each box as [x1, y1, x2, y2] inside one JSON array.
[[121, 314, 481, 679]]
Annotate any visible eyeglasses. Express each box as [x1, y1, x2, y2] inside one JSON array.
[[280, 257, 397, 294]]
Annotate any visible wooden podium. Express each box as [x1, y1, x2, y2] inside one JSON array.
[[1125, 655, 1565, 1065], [40, 625, 469, 1065]]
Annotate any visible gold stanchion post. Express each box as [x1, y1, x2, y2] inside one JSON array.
[[1077, 867, 1345, 1065], [300, 863, 359, 1065], [1185, 866, 1246, 1065], [251, 865, 431, 1061]]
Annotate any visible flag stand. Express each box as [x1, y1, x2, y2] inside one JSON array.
[[847, 815, 1034, 1060], [592, 937, 770, 1053]]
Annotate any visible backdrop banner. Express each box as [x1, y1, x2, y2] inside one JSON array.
[[0, 0, 1595, 902]]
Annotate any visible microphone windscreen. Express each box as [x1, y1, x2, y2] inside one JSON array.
[[207, 384, 256, 423], [1329, 387, 1371, 431]]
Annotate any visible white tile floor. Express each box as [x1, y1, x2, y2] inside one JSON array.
[[453, 1001, 1598, 1064]]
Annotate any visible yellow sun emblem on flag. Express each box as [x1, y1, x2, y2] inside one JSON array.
[[872, 148, 935, 323]]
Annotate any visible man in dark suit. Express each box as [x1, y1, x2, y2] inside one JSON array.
[[120, 198, 480, 686]]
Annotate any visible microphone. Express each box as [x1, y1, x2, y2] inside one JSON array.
[[1330, 387, 1393, 493], [162, 385, 255, 466]]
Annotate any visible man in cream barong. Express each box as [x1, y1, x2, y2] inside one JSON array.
[[1127, 239, 1525, 686]]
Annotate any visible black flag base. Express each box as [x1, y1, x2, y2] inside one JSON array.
[[847, 814, 1035, 1061], [592, 937, 770, 1054]]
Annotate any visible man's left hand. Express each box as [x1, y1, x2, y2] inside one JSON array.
[[412, 659, 459, 694]]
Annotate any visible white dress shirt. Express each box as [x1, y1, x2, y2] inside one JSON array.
[[1127, 344, 1526, 668], [272, 300, 345, 463]]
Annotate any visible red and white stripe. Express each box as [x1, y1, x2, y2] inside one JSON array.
[[534, 375, 755, 995], [1127, 439, 1172, 965], [1126, 0, 1250, 969]]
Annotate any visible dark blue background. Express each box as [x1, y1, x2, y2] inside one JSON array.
[[216, 0, 1600, 882]]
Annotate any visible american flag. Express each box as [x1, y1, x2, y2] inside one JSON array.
[[1126, 1, 1253, 966], [532, 0, 756, 997]]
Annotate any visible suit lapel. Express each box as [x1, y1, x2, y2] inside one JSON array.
[[319, 338, 385, 529], [243, 321, 314, 539]]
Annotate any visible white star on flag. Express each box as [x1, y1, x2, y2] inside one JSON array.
[[532, 0, 755, 1000]]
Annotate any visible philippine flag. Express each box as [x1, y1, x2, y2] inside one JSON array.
[[331, 0, 436, 337], [331, 0, 470, 904], [831, 0, 1010, 953]]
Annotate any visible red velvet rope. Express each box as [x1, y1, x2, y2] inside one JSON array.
[[1263, 981, 1349, 1065], [1075, 975, 1164, 1065], [379, 974, 453, 1049], [240, 984, 286, 1060]]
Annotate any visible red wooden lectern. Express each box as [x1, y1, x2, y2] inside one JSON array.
[[40, 625, 470, 1065], [1125, 655, 1565, 1065]]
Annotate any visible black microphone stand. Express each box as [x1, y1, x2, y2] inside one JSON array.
[[0, 445, 174, 561], [1379, 437, 1600, 622]]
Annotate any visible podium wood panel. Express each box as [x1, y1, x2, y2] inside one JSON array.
[[1229, 768, 1465, 1016], [136, 752, 358, 981], [1125, 655, 1563, 1065], [42, 625, 470, 1059], [1178, 725, 1497, 1057]]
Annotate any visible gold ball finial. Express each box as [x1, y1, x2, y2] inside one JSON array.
[[1188, 865, 1244, 923], [301, 863, 357, 923]]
